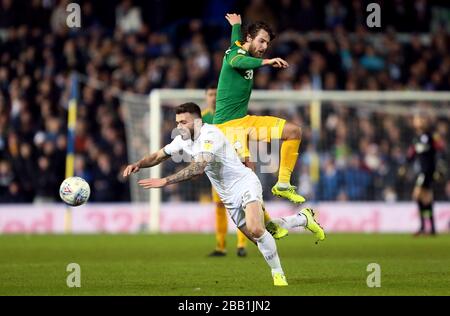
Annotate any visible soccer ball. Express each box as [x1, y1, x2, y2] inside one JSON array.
[[59, 176, 91, 206]]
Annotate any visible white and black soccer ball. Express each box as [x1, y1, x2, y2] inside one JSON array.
[[59, 176, 91, 206]]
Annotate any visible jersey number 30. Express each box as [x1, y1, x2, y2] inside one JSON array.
[[244, 70, 253, 80]]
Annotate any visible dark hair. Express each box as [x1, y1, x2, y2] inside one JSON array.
[[205, 82, 217, 91], [244, 21, 275, 42], [175, 102, 202, 118]]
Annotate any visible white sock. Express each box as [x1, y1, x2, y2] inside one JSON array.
[[276, 182, 290, 189], [271, 213, 307, 230], [255, 230, 284, 275]]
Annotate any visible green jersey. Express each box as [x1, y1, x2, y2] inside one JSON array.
[[202, 108, 215, 124], [213, 24, 264, 124]]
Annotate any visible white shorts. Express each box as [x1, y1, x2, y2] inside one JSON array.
[[226, 173, 263, 228]]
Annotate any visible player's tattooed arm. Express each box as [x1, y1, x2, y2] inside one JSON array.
[[165, 161, 208, 185], [138, 149, 170, 168], [137, 153, 213, 188], [165, 153, 213, 185]]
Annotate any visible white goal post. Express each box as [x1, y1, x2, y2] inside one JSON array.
[[123, 89, 450, 233]]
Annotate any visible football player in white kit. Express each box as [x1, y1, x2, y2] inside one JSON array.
[[123, 102, 325, 286]]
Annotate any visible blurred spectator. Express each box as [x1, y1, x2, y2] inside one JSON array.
[[0, 0, 16, 30], [317, 159, 341, 200], [244, 0, 277, 28], [360, 46, 385, 72], [0, 0, 448, 204], [92, 153, 120, 202], [13, 143, 36, 202], [50, 0, 70, 34], [0, 160, 20, 202], [116, 0, 143, 34], [74, 154, 92, 183], [294, 0, 319, 32], [325, 0, 347, 29], [34, 156, 59, 203]]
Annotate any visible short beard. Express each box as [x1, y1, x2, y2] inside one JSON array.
[[179, 128, 193, 140], [248, 44, 261, 57]]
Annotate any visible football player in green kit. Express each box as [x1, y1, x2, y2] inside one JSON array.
[[214, 14, 306, 205]]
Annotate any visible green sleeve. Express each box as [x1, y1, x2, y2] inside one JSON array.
[[202, 111, 214, 124], [230, 24, 241, 45], [226, 48, 264, 70]]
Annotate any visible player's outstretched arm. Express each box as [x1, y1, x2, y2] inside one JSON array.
[[262, 58, 289, 68], [228, 54, 289, 70], [123, 149, 169, 178], [138, 153, 212, 188]]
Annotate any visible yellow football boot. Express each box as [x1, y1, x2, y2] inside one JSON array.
[[300, 208, 325, 244], [273, 273, 288, 286], [271, 184, 306, 204], [266, 221, 289, 240]]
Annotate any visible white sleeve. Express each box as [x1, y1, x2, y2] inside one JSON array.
[[163, 135, 184, 156]]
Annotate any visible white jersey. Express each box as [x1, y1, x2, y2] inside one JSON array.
[[163, 124, 257, 209]]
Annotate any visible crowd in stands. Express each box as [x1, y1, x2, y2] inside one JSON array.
[[0, 0, 449, 203]]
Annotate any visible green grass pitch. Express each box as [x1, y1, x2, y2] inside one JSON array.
[[1, 233, 449, 296]]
